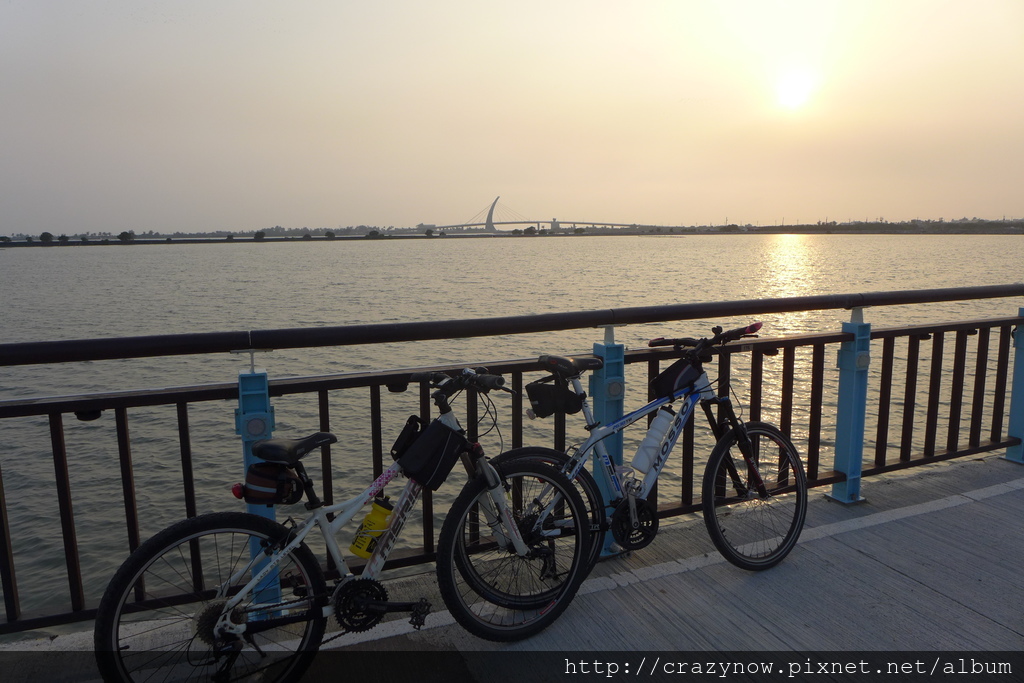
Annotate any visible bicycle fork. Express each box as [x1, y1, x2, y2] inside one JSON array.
[[706, 399, 771, 499], [472, 454, 532, 556]]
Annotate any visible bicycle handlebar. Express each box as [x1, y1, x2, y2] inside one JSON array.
[[649, 322, 762, 350], [409, 368, 506, 394]]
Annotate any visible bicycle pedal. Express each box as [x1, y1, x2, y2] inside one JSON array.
[[409, 598, 430, 629]]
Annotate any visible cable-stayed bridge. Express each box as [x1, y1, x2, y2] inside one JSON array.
[[425, 197, 674, 232]]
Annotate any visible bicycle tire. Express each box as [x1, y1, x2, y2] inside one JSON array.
[[701, 421, 807, 571], [95, 511, 327, 683], [436, 459, 591, 641], [491, 446, 605, 570]]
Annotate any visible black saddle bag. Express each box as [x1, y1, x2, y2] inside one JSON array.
[[525, 378, 583, 419], [391, 416, 469, 491], [243, 462, 304, 506]]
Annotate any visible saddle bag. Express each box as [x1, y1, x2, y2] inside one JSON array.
[[525, 378, 583, 419], [243, 462, 304, 506], [650, 358, 703, 400], [392, 417, 469, 490]]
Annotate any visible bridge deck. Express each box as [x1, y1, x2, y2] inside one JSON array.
[[2, 452, 1022, 681]]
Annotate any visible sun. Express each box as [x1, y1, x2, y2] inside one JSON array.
[[776, 68, 817, 110]]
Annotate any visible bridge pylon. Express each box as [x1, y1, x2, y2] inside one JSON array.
[[484, 196, 499, 233]]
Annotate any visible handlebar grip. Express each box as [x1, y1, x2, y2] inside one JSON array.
[[721, 321, 763, 341]]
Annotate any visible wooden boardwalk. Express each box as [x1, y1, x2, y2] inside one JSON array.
[[2, 453, 1022, 681]]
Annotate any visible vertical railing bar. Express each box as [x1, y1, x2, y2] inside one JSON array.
[[370, 385, 384, 479], [176, 403, 197, 519], [114, 407, 145, 603], [718, 351, 732, 406], [418, 382, 435, 554], [317, 390, 337, 575], [900, 336, 922, 461], [511, 370, 523, 450], [682, 414, 695, 507], [554, 409, 566, 453], [780, 347, 795, 439], [646, 360, 666, 506], [318, 390, 335, 506], [924, 333, 944, 456], [748, 351, 763, 423], [466, 390, 479, 442], [874, 337, 896, 467], [50, 413, 85, 612], [806, 344, 825, 481], [991, 324, 1012, 442], [968, 328, 990, 448], [183, 407, 203, 590], [946, 330, 969, 453], [115, 407, 141, 553], [0, 462, 21, 622]]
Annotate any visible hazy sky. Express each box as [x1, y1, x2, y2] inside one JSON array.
[[3, 1, 1023, 236]]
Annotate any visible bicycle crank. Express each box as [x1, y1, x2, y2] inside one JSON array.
[[610, 497, 659, 551], [332, 578, 431, 632]]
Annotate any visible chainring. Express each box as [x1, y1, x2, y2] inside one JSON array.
[[610, 497, 659, 551], [333, 578, 389, 633]]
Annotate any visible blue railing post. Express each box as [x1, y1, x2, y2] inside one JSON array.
[[829, 308, 870, 503], [590, 326, 625, 554], [234, 351, 280, 607], [1005, 307, 1024, 464], [235, 354, 276, 519]]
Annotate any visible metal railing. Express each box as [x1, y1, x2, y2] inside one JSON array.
[[1, 284, 1022, 634]]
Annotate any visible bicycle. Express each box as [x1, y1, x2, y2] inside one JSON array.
[[494, 322, 808, 572], [94, 368, 591, 683]]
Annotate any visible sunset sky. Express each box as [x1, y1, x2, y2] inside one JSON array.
[[2, 1, 1022, 235]]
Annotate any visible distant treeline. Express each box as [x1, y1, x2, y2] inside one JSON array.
[[3, 218, 1023, 246]]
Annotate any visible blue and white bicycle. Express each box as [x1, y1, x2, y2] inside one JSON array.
[[495, 322, 808, 571]]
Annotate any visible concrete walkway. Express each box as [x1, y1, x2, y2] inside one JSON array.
[[3, 453, 1023, 681]]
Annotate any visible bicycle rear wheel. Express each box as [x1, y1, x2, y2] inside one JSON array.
[[701, 421, 807, 571], [491, 446, 605, 571], [437, 459, 591, 641], [94, 512, 327, 683]]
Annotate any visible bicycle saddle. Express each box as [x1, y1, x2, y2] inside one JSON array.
[[252, 432, 338, 466], [538, 354, 604, 378]]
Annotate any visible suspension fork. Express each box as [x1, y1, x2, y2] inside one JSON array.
[[468, 447, 531, 556], [704, 396, 771, 498]]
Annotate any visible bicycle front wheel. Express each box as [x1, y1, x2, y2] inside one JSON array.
[[701, 421, 807, 571], [94, 511, 327, 683], [437, 459, 591, 641]]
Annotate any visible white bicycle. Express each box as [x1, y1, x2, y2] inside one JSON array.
[[94, 368, 591, 683]]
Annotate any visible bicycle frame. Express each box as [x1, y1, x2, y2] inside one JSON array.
[[560, 370, 741, 503], [219, 412, 532, 628]]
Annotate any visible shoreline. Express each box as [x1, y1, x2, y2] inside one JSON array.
[[3, 226, 1024, 247]]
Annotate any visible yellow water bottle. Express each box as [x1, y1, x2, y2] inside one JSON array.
[[349, 497, 393, 559]]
